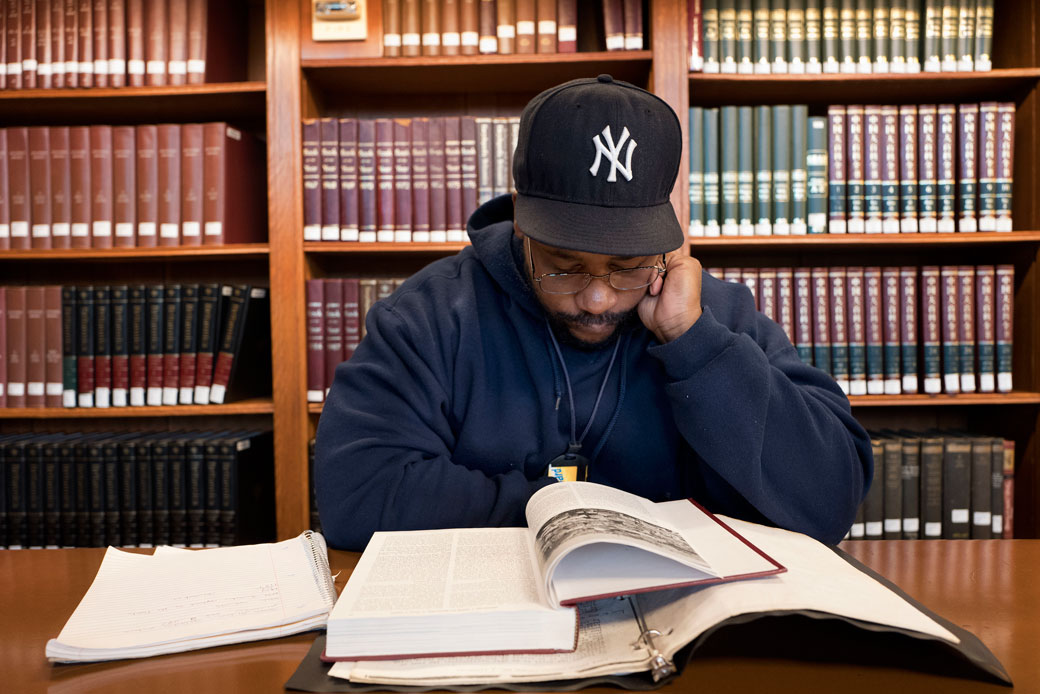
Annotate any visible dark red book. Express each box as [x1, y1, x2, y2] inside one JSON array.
[[177, 283, 198, 404], [21, 0, 36, 87], [460, 116, 479, 223], [75, 285, 94, 407], [899, 266, 918, 394], [28, 126, 52, 250], [48, 126, 72, 249], [126, 0, 144, 86], [410, 117, 431, 242], [427, 117, 447, 243], [881, 266, 901, 394], [69, 126, 91, 249], [77, 0, 92, 87], [192, 283, 222, 403], [135, 124, 158, 247], [35, 0, 52, 89], [602, 0, 624, 50], [0, 288, 5, 407], [112, 125, 136, 248], [305, 278, 325, 403], [156, 123, 181, 246], [342, 277, 360, 362], [393, 118, 413, 243], [0, 130, 9, 251], [6, 0, 23, 89], [357, 119, 377, 242], [338, 117, 359, 242], [201, 123, 266, 245], [444, 116, 463, 242], [25, 287, 46, 408], [975, 265, 996, 393], [180, 123, 204, 246], [375, 118, 395, 242], [209, 285, 270, 404], [167, 0, 186, 85], [6, 286, 27, 407], [91, 0, 108, 87], [864, 266, 884, 395], [302, 118, 322, 242], [320, 117, 340, 242], [63, 0, 78, 88], [810, 267, 831, 378], [185, 0, 205, 83], [323, 278, 344, 398], [144, 0, 165, 85], [477, 0, 495, 53], [44, 285, 63, 407], [957, 266, 976, 393], [107, 0, 125, 86], [7, 127, 30, 250], [920, 266, 942, 395], [557, 0, 575, 52], [48, 2, 64, 87], [89, 125, 114, 249]]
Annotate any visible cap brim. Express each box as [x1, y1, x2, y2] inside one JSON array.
[[514, 194, 685, 257]]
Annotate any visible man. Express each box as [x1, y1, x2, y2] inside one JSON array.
[[315, 75, 873, 550]]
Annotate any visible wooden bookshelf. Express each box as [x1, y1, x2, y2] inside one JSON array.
[[0, 245, 270, 261], [304, 242, 468, 254], [849, 392, 1040, 407], [0, 399, 275, 419], [688, 231, 1040, 249]]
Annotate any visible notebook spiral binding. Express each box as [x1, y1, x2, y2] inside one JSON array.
[[303, 529, 338, 608], [627, 596, 677, 682]]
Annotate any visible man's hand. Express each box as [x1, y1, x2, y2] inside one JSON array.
[[637, 253, 703, 343]]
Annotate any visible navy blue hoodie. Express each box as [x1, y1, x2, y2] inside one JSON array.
[[315, 196, 873, 550]]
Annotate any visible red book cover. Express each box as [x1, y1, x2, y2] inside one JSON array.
[[939, 265, 959, 394], [156, 123, 181, 246], [689, 0, 702, 69], [995, 103, 1014, 232], [28, 126, 52, 250], [6, 0, 22, 89], [112, 125, 136, 247], [441, 0, 460, 55], [375, 118, 395, 242], [6, 286, 27, 407], [920, 266, 942, 394], [477, 0, 495, 53], [459, 0, 478, 54], [622, 0, 642, 49], [427, 117, 447, 243], [144, 0, 165, 85], [77, 0, 92, 87], [202, 123, 266, 245], [342, 277, 360, 361], [7, 127, 30, 250], [69, 125, 91, 249], [180, 123, 204, 246], [338, 118, 359, 242], [302, 118, 322, 242], [864, 266, 884, 395], [166, 0, 185, 84], [36, 0, 52, 89], [185, 0, 204, 83], [177, 283, 197, 403], [957, 266, 976, 392], [62, 0, 77, 87], [410, 117, 431, 242], [0, 130, 9, 251], [392, 118, 412, 243], [44, 285, 63, 407], [601, 0, 624, 50], [320, 117, 341, 242], [21, 0, 36, 88], [126, 0, 143, 85], [975, 265, 995, 393], [49, 126, 71, 249], [460, 116, 479, 222], [444, 116, 463, 241], [899, 266, 918, 394], [775, 267, 795, 346], [89, 124, 114, 249], [880, 266, 901, 394], [305, 278, 324, 403], [323, 278, 344, 397], [810, 267, 830, 378], [793, 268, 812, 365], [357, 119, 377, 242], [110, 284, 130, 406], [757, 267, 776, 321], [514, 0, 533, 53], [91, 0, 108, 86], [536, 0, 556, 52], [107, 0, 125, 86], [25, 286, 46, 408], [135, 124, 158, 247], [92, 285, 111, 407], [845, 266, 866, 396]]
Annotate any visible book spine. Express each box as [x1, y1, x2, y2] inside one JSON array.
[[882, 438, 902, 539], [845, 105, 864, 232], [126, 0, 143, 85], [939, 265, 960, 393], [383, 0, 401, 56], [916, 105, 938, 232], [488, 117, 508, 197], [838, 0, 855, 72], [28, 126, 52, 250], [410, 117, 430, 242], [940, 0, 959, 71], [183, 439, 203, 544], [150, 438, 170, 545], [533, 0, 554, 53], [821, 0, 838, 72], [720, 105, 739, 235], [459, 0, 478, 54], [89, 125, 113, 249], [861, 435, 883, 538], [177, 123, 202, 247], [900, 437, 920, 538], [5, 0, 21, 89], [474, 116, 492, 205], [92, 0, 108, 87], [445, 0, 466, 55], [793, 267, 813, 364], [973, 0, 993, 71], [758, 268, 776, 321], [622, 0, 642, 49], [145, 284, 163, 406], [846, 266, 866, 395], [199, 123, 226, 245], [936, 103, 957, 232], [156, 123, 181, 246], [375, 118, 395, 242], [108, 0, 125, 86], [60, 286, 76, 406], [829, 266, 849, 393], [1002, 439, 1014, 538], [736, 0, 752, 73], [790, 105, 807, 235], [25, 287, 46, 407], [426, 117, 446, 242], [117, 441, 137, 546], [323, 278, 344, 397], [688, 108, 704, 237], [191, 283, 219, 403], [899, 266, 918, 393], [703, 107, 721, 236], [109, 285, 128, 407], [922, 0, 940, 71], [957, 266, 976, 392], [460, 116, 479, 223], [863, 105, 882, 233], [703, 0, 719, 71], [881, 266, 901, 394], [752, 105, 769, 236], [7, 127, 29, 249], [871, 0, 888, 73], [988, 438, 1002, 537], [161, 284, 181, 405], [889, 0, 905, 73], [977, 102, 998, 231], [21, 0, 36, 88], [342, 278, 360, 361], [134, 124, 157, 246], [305, 279, 324, 403], [301, 119, 322, 242], [994, 264, 1013, 392], [357, 119, 377, 242], [690, 0, 704, 70], [736, 106, 754, 235], [957, 103, 978, 232], [68, 125, 92, 248], [445, 116, 465, 242], [864, 266, 883, 394], [974, 265, 995, 393], [827, 105, 846, 233], [771, 104, 791, 234], [339, 118, 360, 241], [43, 286, 62, 407], [752, 0, 768, 72], [995, 102, 1014, 231], [880, 105, 900, 233], [128, 285, 145, 406], [919, 436, 943, 537], [320, 117, 340, 242], [423, 0, 442, 55], [718, 0, 736, 72], [112, 126, 136, 247], [132, 439, 151, 545], [811, 267, 831, 375], [804, 0, 821, 72], [92, 285, 111, 408], [177, 284, 197, 403], [787, 0, 805, 73], [75, 285, 94, 407], [58, 440, 78, 545], [393, 119, 413, 243], [0, 130, 9, 251], [769, 0, 786, 72], [776, 267, 795, 342], [897, 105, 918, 232], [920, 266, 942, 394], [42, 441, 61, 547], [805, 116, 827, 233], [477, 0, 495, 53], [955, 0, 973, 71], [943, 437, 971, 539], [144, 0, 164, 85]]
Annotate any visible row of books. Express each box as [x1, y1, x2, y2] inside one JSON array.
[[0, 283, 271, 409], [306, 276, 408, 402], [381, 0, 644, 56], [689, 0, 994, 74], [707, 265, 1014, 395], [302, 116, 518, 243], [688, 102, 1015, 236], [0, 429, 275, 549], [0, 123, 266, 250], [847, 431, 1014, 540], [0, 0, 245, 90]]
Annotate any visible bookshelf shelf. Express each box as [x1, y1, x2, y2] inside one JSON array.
[[309, 403, 324, 414], [849, 392, 1040, 407], [688, 68, 1040, 106], [0, 82, 268, 126], [687, 231, 1040, 250], [304, 242, 468, 254], [302, 51, 655, 95], [0, 244, 271, 261], [0, 398, 275, 419]]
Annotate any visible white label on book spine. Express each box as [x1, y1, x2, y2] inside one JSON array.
[[94, 60, 109, 75], [237, 439, 251, 451], [974, 511, 992, 526], [168, 61, 187, 76], [37, 63, 52, 76], [115, 223, 134, 238], [147, 387, 162, 406], [442, 33, 461, 46], [884, 378, 901, 394], [205, 222, 223, 237], [422, 33, 441, 46], [65, 60, 78, 74], [497, 26, 516, 39], [78, 391, 94, 408], [903, 518, 920, 533], [304, 225, 321, 241], [63, 390, 76, 408], [901, 375, 917, 392], [308, 390, 324, 403], [479, 37, 497, 52], [193, 385, 210, 404], [322, 225, 339, 241], [28, 382, 44, 396], [558, 26, 577, 42], [95, 388, 111, 408], [32, 224, 50, 238], [394, 230, 411, 243], [128, 60, 146, 75], [130, 387, 145, 406], [188, 59, 206, 74], [162, 387, 179, 406], [998, 373, 1012, 392], [979, 374, 995, 392], [209, 383, 226, 404], [46, 383, 62, 396], [923, 376, 941, 393], [461, 31, 478, 47], [606, 35, 625, 50], [7, 63, 22, 76], [865, 521, 883, 536], [160, 223, 179, 238], [625, 36, 643, 50], [147, 60, 166, 75], [0, 223, 8, 238], [180, 387, 194, 404], [182, 222, 201, 237], [109, 59, 126, 75], [884, 519, 901, 532], [138, 222, 157, 237], [250, 288, 266, 299], [951, 509, 969, 523], [402, 33, 420, 47], [8, 382, 25, 397], [960, 374, 976, 392], [23, 59, 38, 71], [383, 33, 402, 47], [52, 223, 70, 237], [93, 221, 112, 237], [517, 21, 535, 35], [539, 20, 557, 34], [11, 221, 29, 237], [72, 222, 89, 238], [112, 389, 127, 407]]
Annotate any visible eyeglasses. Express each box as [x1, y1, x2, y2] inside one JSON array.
[[527, 238, 666, 295]]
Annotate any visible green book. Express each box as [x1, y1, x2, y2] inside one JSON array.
[[872, 0, 890, 73], [720, 0, 738, 73], [703, 108, 721, 236], [973, 0, 994, 71], [855, 0, 872, 73], [940, 0, 958, 71], [822, 0, 840, 72], [904, 0, 921, 72], [889, 0, 906, 73], [791, 105, 808, 234], [863, 105, 883, 233], [721, 106, 740, 235], [923, 0, 942, 72], [827, 106, 847, 234], [805, 0, 822, 72], [846, 105, 865, 233], [688, 108, 705, 237], [956, 0, 975, 71], [898, 105, 919, 232], [704, 0, 721, 72], [753, 0, 772, 72], [738, 106, 755, 235], [770, 0, 788, 72], [754, 105, 772, 235], [806, 116, 828, 234], [772, 105, 791, 235], [787, 0, 806, 73], [839, 0, 856, 72], [737, 0, 754, 73]]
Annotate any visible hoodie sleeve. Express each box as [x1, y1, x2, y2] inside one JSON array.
[[314, 299, 555, 551], [647, 279, 874, 545]]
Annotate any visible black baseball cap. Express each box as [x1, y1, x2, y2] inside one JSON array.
[[512, 74, 684, 257]]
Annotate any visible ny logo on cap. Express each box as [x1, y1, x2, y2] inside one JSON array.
[[589, 125, 636, 182]]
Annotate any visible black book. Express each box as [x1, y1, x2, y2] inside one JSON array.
[[145, 285, 165, 407], [162, 284, 183, 406], [179, 284, 200, 404], [880, 436, 903, 540], [308, 437, 321, 533], [204, 434, 224, 547], [969, 437, 994, 539], [110, 285, 130, 408], [56, 436, 78, 547], [85, 436, 108, 547], [167, 432, 190, 547], [128, 285, 148, 407], [895, 431, 922, 540], [100, 434, 131, 547], [117, 434, 140, 547], [187, 431, 214, 547], [73, 438, 95, 548], [862, 433, 885, 539], [41, 435, 66, 548], [0, 437, 8, 548], [150, 436, 172, 546], [990, 438, 1005, 538], [209, 286, 272, 404], [217, 430, 276, 546], [25, 437, 47, 549], [193, 283, 224, 404], [920, 432, 944, 539], [4, 436, 32, 548], [133, 435, 154, 546], [942, 435, 972, 539], [75, 286, 96, 408], [61, 286, 78, 408], [93, 286, 113, 409]]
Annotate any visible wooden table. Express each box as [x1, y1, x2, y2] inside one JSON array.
[[1, 541, 1035, 693]]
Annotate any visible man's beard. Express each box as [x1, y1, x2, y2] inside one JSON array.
[[545, 306, 640, 350]]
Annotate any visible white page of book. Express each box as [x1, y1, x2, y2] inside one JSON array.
[[49, 534, 334, 652]]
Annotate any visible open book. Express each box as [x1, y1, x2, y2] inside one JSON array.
[[46, 531, 336, 663], [323, 482, 784, 660]]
